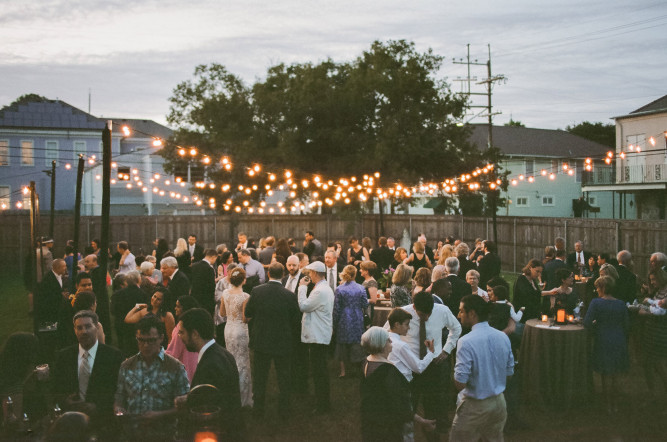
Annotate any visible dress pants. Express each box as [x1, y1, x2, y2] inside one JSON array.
[[252, 351, 291, 415], [308, 343, 331, 411], [411, 357, 450, 434], [449, 393, 506, 442], [291, 340, 308, 394]]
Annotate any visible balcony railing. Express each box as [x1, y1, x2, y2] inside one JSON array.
[[583, 164, 667, 186]]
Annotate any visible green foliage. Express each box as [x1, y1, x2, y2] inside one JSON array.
[[9, 94, 48, 107], [163, 40, 496, 211], [566, 121, 615, 148], [505, 118, 525, 127]]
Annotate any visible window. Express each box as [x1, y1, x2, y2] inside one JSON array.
[[516, 196, 529, 207], [21, 140, 33, 166], [525, 160, 534, 176], [22, 192, 31, 209], [542, 195, 555, 206], [0, 185, 9, 209], [45, 141, 58, 166], [588, 197, 597, 206], [0, 140, 8, 166], [73, 141, 86, 159]]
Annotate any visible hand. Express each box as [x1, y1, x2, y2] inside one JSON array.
[[135, 304, 148, 311], [433, 351, 449, 364], [520, 307, 525, 311], [299, 276, 310, 286], [424, 339, 435, 353], [414, 414, 437, 432], [141, 410, 163, 421], [174, 395, 187, 410]]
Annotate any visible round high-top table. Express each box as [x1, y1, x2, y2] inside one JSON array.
[[519, 318, 592, 409]]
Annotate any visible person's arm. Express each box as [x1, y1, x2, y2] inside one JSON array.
[[362, 247, 370, 262], [425, 255, 432, 269], [124, 304, 148, 323], [242, 298, 250, 323], [219, 293, 227, 318], [298, 284, 323, 312], [502, 318, 516, 336], [166, 326, 184, 359], [119, 250, 129, 266], [441, 308, 462, 356], [164, 313, 175, 344], [257, 263, 266, 283], [394, 339, 436, 374], [541, 288, 559, 297], [97, 323, 106, 345], [453, 343, 471, 391], [367, 285, 378, 304]]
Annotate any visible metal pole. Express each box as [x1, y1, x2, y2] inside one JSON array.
[[49, 160, 56, 238], [29, 181, 38, 332], [72, 155, 85, 282], [97, 121, 113, 340]]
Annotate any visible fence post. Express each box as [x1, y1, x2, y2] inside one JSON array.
[[214, 216, 217, 245], [616, 221, 621, 252], [513, 218, 517, 274], [564, 219, 568, 247]]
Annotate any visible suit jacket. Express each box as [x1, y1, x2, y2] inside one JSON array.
[[192, 343, 243, 437], [111, 284, 148, 357], [544, 259, 567, 290], [370, 246, 394, 273], [90, 266, 111, 342], [445, 274, 472, 317], [616, 265, 638, 303], [478, 252, 501, 289], [457, 254, 476, 282], [190, 244, 205, 263], [36, 270, 64, 325], [567, 251, 592, 271], [246, 281, 301, 355], [190, 260, 216, 315], [324, 265, 340, 290], [165, 270, 191, 312], [52, 343, 123, 419], [258, 246, 275, 265], [282, 272, 306, 295], [425, 245, 435, 263]]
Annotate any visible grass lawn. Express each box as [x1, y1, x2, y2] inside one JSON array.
[[2, 272, 665, 441]]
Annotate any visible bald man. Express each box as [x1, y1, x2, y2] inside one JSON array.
[[282, 255, 305, 294]]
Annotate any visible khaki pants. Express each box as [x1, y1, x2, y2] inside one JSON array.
[[449, 393, 506, 442]]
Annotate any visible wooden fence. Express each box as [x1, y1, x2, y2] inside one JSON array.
[[1, 213, 665, 280]]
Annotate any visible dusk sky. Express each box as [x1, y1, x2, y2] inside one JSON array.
[[1, 0, 665, 130]]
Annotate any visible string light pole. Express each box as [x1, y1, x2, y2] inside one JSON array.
[[72, 155, 85, 282]]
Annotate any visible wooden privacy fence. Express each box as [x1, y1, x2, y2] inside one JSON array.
[[0, 213, 665, 279]]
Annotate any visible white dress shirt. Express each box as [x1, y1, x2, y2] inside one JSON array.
[[198, 339, 216, 363], [53, 270, 63, 288], [388, 332, 436, 382], [285, 271, 302, 293], [326, 264, 337, 292], [298, 280, 334, 344], [118, 252, 136, 275], [385, 303, 461, 357], [79, 340, 99, 373], [495, 300, 524, 322]]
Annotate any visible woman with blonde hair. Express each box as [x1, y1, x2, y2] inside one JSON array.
[[390, 263, 414, 308], [405, 241, 432, 275], [333, 265, 369, 377], [437, 244, 455, 266], [173, 238, 191, 276], [413, 267, 431, 295], [391, 247, 408, 270]]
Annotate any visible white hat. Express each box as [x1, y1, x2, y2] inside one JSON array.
[[305, 261, 326, 273]]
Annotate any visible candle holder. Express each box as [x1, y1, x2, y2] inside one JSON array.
[[541, 315, 548, 322], [555, 309, 566, 325]]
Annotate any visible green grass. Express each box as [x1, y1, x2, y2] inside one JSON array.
[[0, 274, 33, 347]]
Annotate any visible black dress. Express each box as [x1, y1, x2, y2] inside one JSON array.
[[349, 247, 367, 283], [409, 253, 428, 275], [360, 360, 413, 442], [513, 274, 542, 323]]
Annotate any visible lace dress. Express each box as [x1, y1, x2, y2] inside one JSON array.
[[222, 288, 253, 407]]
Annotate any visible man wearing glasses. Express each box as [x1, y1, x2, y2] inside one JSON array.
[[114, 316, 189, 437]]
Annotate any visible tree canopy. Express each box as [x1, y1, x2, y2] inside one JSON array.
[[566, 121, 615, 148], [163, 40, 495, 212]]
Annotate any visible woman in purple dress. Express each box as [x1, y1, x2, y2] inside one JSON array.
[[584, 275, 629, 414], [333, 265, 369, 378]]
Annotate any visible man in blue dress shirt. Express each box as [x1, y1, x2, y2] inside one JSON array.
[[450, 295, 514, 442]]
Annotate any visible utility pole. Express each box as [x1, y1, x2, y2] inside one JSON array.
[[73, 155, 85, 282], [29, 181, 38, 333], [453, 44, 506, 243], [49, 160, 56, 238], [97, 120, 113, 342]]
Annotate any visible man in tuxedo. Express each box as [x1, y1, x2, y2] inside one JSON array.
[[52, 310, 123, 433], [616, 250, 638, 303], [567, 241, 591, 273], [190, 248, 217, 315], [324, 250, 340, 293], [444, 257, 472, 317], [370, 236, 394, 273], [544, 249, 568, 290], [160, 256, 190, 312], [386, 237, 396, 252], [35, 258, 67, 331], [477, 240, 501, 289], [245, 263, 301, 418], [176, 308, 243, 439], [111, 270, 148, 357], [187, 234, 205, 264]]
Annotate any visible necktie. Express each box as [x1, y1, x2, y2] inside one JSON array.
[[578, 252, 583, 265], [419, 318, 427, 359], [287, 276, 295, 292], [329, 269, 335, 292], [79, 351, 91, 400]]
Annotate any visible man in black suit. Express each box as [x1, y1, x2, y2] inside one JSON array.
[[477, 240, 501, 289], [83, 254, 111, 344], [35, 258, 68, 331], [370, 236, 394, 273], [282, 255, 305, 294], [52, 310, 123, 434], [455, 242, 476, 282], [444, 257, 472, 317], [176, 309, 244, 439], [281, 255, 308, 394], [245, 262, 301, 418], [190, 248, 217, 315], [159, 256, 190, 312], [187, 234, 205, 264], [567, 241, 591, 273], [544, 249, 568, 290], [324, 250, 340, 293], [616, 250, 638, 303], [110, 270, 147, 357]]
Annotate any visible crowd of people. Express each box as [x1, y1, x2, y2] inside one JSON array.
[[1, 230, 665, 441]]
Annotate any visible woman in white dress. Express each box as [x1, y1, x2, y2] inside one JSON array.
[[220, 267, 253, 407]]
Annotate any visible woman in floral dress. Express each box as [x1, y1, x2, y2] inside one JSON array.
[[333, 265, 369, 377]]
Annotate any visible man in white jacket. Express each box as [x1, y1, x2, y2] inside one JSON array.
[[298, 261, 334, 414]]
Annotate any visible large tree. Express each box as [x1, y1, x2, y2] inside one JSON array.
[[163, 40, 491, 212], [566, 121, 615, 148]]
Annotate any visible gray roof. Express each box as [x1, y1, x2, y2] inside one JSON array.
[[468, 124, 610, 158], [0, 97, 172, 138], [630, 94, 667, 114], [0, 99, 105, 130]]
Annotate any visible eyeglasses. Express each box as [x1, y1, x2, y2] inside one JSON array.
[[136, 336, 161, 344]]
